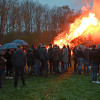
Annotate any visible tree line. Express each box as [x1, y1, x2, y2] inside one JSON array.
[[0, 0, 81, 45]]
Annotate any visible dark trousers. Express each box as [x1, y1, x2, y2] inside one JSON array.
[[53, 60, 59, 74], [74, 57, 77, 72], [41, 61, 48, 76], [68, 57, 71, 67], [14, 67, 25, 86], [0, 70, 2, 88], [49, 61, 53, 73], [92, 64, 98, 81]]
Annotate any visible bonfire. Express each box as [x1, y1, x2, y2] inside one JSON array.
[[53, 0, 100, 48]]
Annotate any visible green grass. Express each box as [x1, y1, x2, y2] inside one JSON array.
[[0, 73, 100, 100]]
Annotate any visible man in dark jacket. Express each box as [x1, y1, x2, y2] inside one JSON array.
[[97, 44, 100, 75], [90, 45, 99, 83], [84, 45, 90, 74], [13, 45, 26, 87], [73, 46, 78, 72], [67, 45, 71, 67], [48, 44, 53, 73], [31, 44, 41, 76], [77, 45, 84, 74], [39, 43, 48, 77], [52, 44, 60, 74], [26, 48, 34, 75]]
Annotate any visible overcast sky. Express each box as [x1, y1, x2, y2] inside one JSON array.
[[20, 0, 93, 11]]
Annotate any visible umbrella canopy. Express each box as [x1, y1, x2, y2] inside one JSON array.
[[12, 39, 28, 45], [0, 43, 18, 50]]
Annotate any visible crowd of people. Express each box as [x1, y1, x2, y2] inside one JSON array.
[[0, 43, 100, 88]]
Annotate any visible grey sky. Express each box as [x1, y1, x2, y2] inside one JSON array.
[[21, 0, 93, 11]]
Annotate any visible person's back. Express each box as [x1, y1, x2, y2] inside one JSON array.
[[39, 43, 48, 76], [39, 47, 48, 61], [13, 45, 26, 87], [73, 46, 78, 72], [84, 48, 89, 61], [73, 47, 77, 58], [77, 48, 84, 58], [48, 46, 53, 61], [90, 48, 98, 64], [53, 46, 60, 61], [90, 45, 99, 82], [26, 48, 34, 74], [97, 44, 100, 64], [68, 47, 71, 58], [77, 45, 84, 74], [62, 46, 68, 72], [84, 47, 90, 74], [48, 44, 53, 73], [13, 49, 26, 67], [62, 47, 68, 63], [26, 48, 34, 66], [52, 45, 60, 74]]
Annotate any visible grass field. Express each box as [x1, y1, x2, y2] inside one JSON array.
[[0, 67, 100, 100]]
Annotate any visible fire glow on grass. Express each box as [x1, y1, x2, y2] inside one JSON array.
[[53, 0, 100, 48]]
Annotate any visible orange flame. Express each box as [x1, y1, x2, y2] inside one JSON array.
[[53, 0, 100, 48]]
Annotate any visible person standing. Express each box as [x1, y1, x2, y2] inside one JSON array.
[[52, 44, 60, 75], [77, 45, 84, 74], [62, 45, 68, 72], [26, 48, 34, 75], [48, 44, 53, 73], [67, 45, 71, 67], [73, 46, 78, 72], [13, 45, 26, 87], [84, 45, 90, 74], [0, 50, 6, 88], [5, 49, 13, 79], [90, 45, 99, 83], [33, 44, 41, 76], [39, 43, 48, 77]]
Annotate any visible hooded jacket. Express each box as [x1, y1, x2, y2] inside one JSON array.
[[13, 49, 26, 67]]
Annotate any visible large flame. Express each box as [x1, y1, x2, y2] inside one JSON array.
[[53, 0, 100, 48]]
